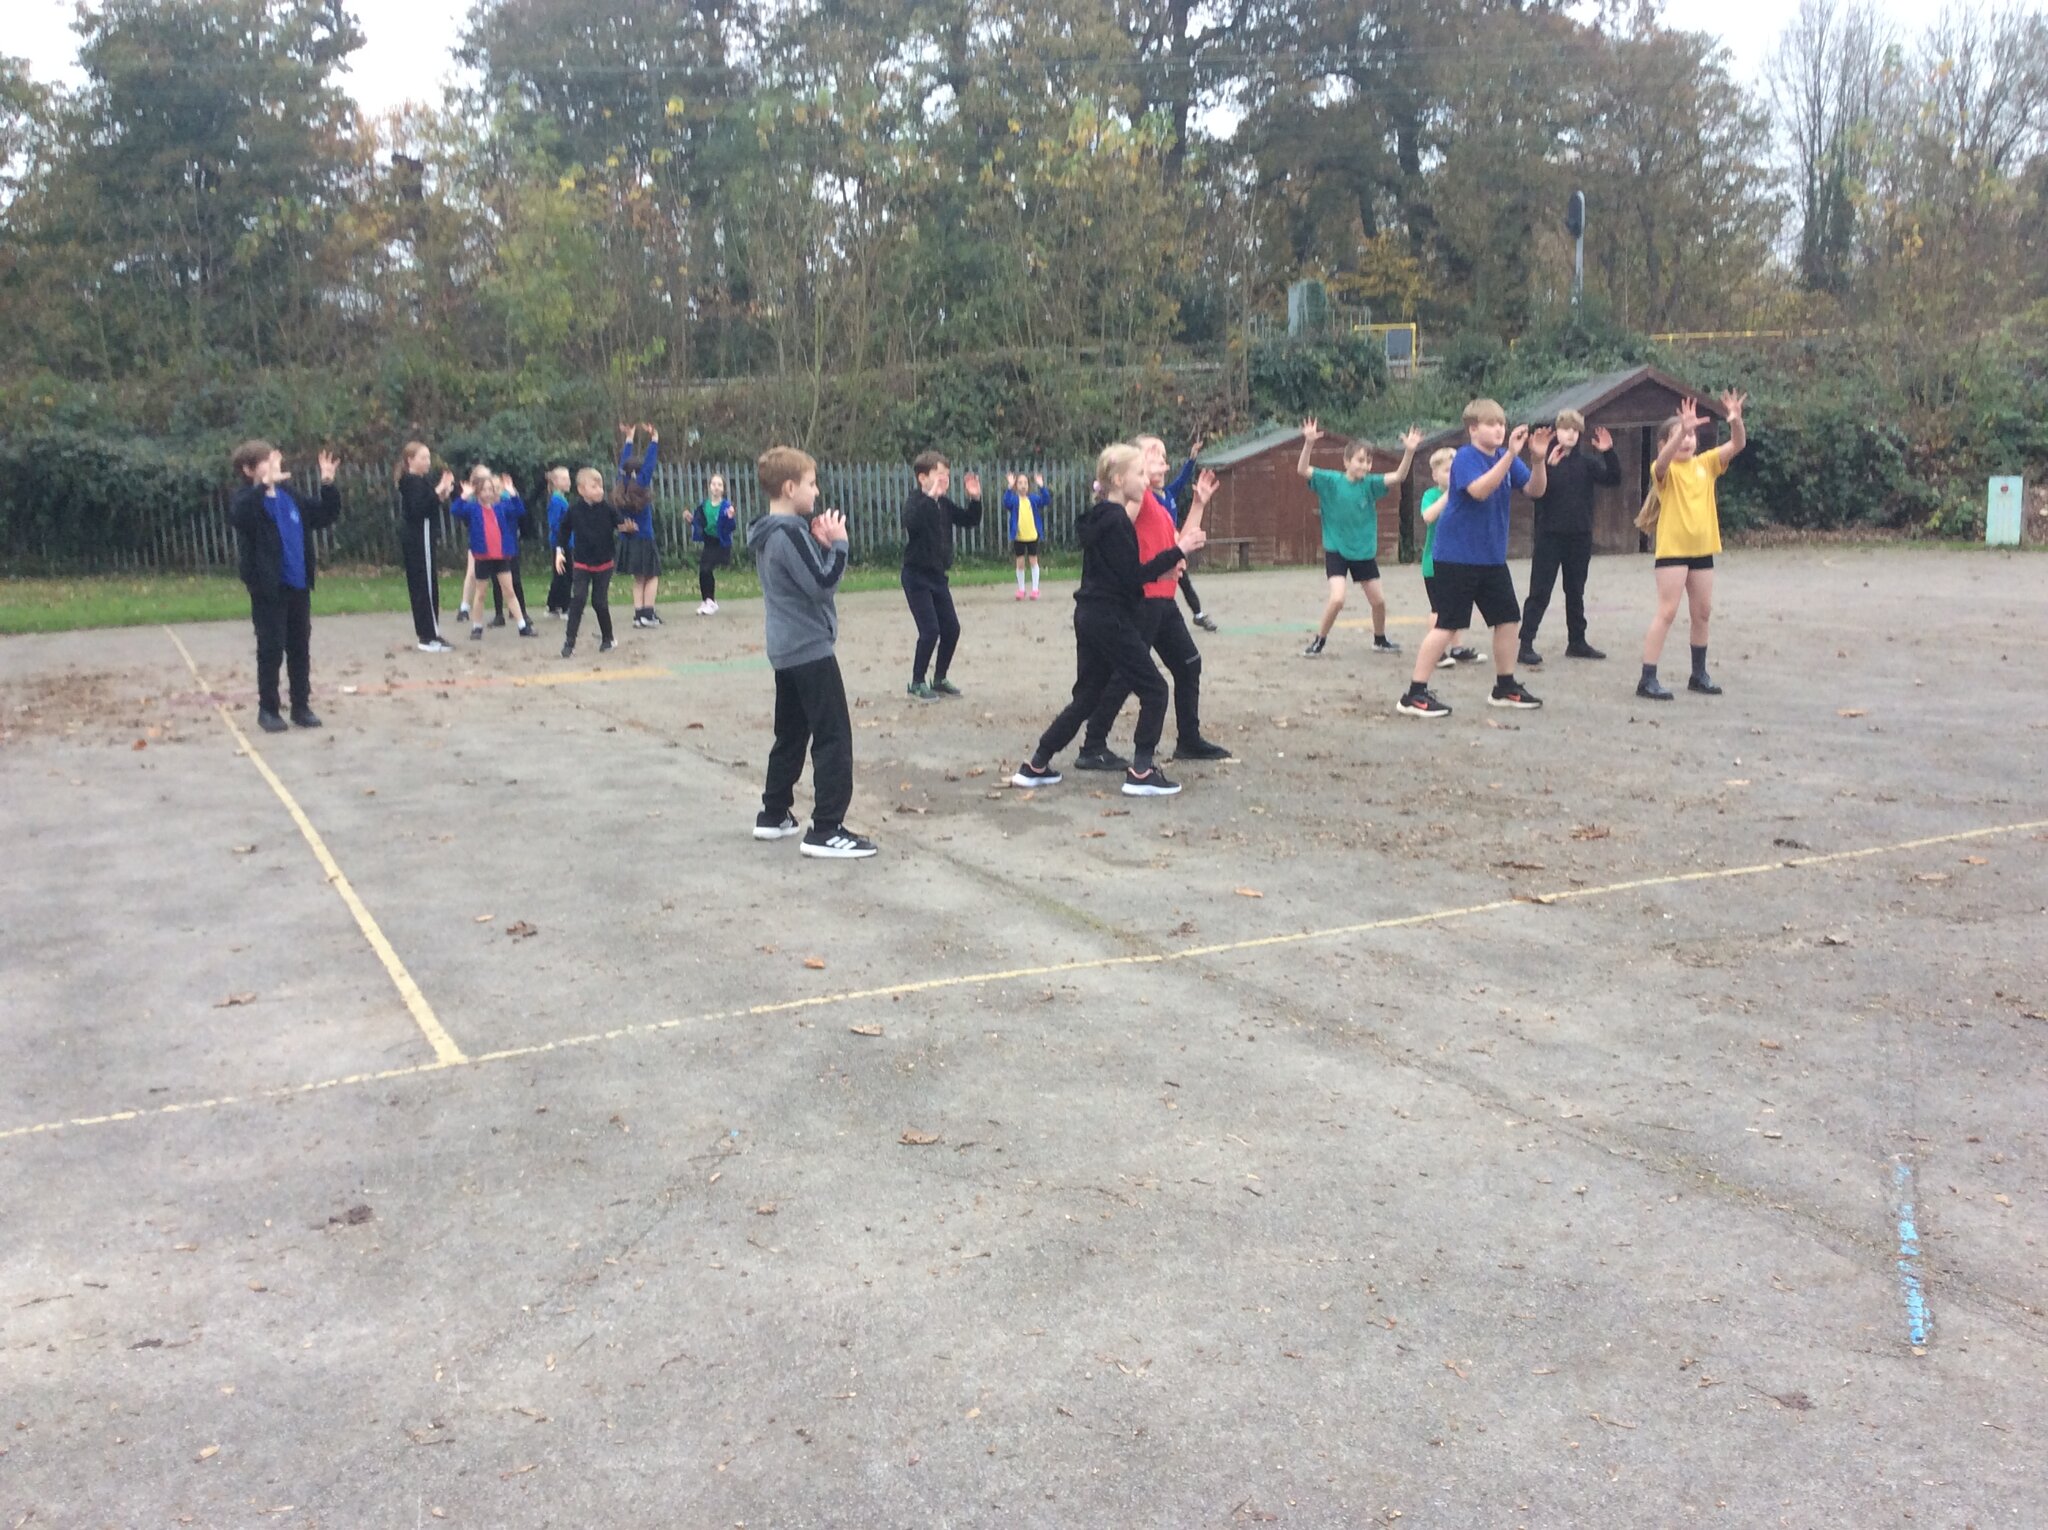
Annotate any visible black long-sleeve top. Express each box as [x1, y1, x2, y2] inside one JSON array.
[[1531, 446, 1621, 538], [1073, 500, 1184, 610], [230, 480, 340, 594], [397, 472, 444, 529], [556, 496, 631, 570], [900, 487, 983, 577]]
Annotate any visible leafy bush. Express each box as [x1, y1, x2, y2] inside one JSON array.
[[1247, 334, 1389, 418], [0, 427, 216, 568]]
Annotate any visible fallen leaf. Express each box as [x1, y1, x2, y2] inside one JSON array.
[[500, 1463, 537, 1479], [1837, 708, 1866, 718], [1234, 888, 1264, 899], [900, 1129, 941, 1146], [196, 1445, 220, 1461], [849, 1023, 883, 1037], [803, 956, 826, 970], [1913, 872, 1950, 883], [1569, 825, 1610, 840], [474, 913, 494, 923], [232, 844, 257, 855], [1961, 856, 1987, 866], [132, 738, 147, 751], [1758, 1039, 1783, 1050], [755, 1204, 777, 1216], [1819, 933, 1851, 946], [214, 992, 256, 1008], [431, 1511, 447, 1521], [965, 766, 986, 777], [1081, 829, 1107, 838], [1993, 1194, 2012, 1207], [331, 1204, 372, 1226], [247, 1280, 267, 1292], [340, 685, 360, 695], [1724, 779, 1751, 787], [1494, 860, 1546, 871], [504, 921, 537, 940]]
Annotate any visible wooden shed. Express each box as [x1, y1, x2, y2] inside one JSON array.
[[1399, 366, 1729, 560], [1195, 424, 1406, 567]]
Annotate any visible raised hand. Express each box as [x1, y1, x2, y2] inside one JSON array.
[[811, 509, 847, 545], [436, 469, 455, 498], [1678, 397, 1705, 432], [1032, 473, 1045, 490], [1527, 425, 1554, 456], [1719, 390, 1747, 422], [1192, 468, 1220, 505], [1300, 417, 1323, 443], [1188, 434, 1205, 457], [1591, 426, 1614, 452], [962, 471, 981, 500], [1400, 426, 1423, 453], [1548, 442, 1567, 466], [645, 423, 659, 442], [1177, 526, 1208, 554], [617, 421, 634, 440], [318, 450, 340, 483], [1507, 424, 1531, 454]]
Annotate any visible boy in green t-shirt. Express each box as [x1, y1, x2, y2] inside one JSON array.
[[1298, 419, 1420, 657], [1418, 447, 1480, 669]]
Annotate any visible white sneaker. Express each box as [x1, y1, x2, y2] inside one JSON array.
[[696, 601, 711, 615], [417, 639, 454, 653], [706, 600, 718, 614]]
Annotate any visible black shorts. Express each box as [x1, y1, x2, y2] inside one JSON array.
[[1013, 539, 1041, 558], [1422, 574, 1442, 613], [1324, 550, 1382, 583], [472, 557, 510, 579], [1430, 561, 1520, 630], [1654, 555, 1716, 570]]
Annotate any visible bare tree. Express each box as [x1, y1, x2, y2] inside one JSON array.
[[1767, 0, 1892, 293]]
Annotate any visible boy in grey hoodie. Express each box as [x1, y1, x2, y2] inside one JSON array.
[[746, 446, 878, 859]]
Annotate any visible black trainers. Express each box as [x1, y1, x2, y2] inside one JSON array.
[[256, 708, 288, 733], [1688, 675, 1723, 695], [598, 638, 616, 653], [1637, 674, 1674, 701], [1302, 634, 1327, 658], [470, 625, 484, 641], [1075, 746, 1129, 772], [518, 623, 538, 637], [1518, 643, 1543, 667], [490, 613, 506, 628], [801, 824, 878, 859], [1373, 634, 1401, 654], [1449, 646, 1481, 664], [1122, 766, 1182, 797], [645, 610, 663, 626], [290, 707, 322, 728], [1490, 678, 1543, 709], [560, 642, 574, 659], [753, 810, 802, 841], [1175, 737, 1234, 761], [931, 677, 963, 697], [1396, 689, 1451, 719], [1010, 760, 1062, 788], [1193, 611, 1219, 632], [1434, 650, 1459, 669], [1565, 640, 1606, 660]]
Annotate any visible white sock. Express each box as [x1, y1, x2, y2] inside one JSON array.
[[1031, 566, 1040, 591], [1016, 568, 1027, 591]]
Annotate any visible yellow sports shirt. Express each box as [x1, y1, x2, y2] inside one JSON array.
[[1016, 492, 1038, 542], [1654, 451, 1725, 559]]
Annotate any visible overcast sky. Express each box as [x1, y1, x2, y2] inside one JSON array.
[[16, 0, 1969, 120]]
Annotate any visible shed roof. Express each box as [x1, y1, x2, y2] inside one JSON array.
[[1417, 364, 1725, 449], [1198, 422, 1347, 468]]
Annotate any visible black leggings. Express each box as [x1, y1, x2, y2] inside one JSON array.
[[565, 567, 614, 647], [1179, 572, 1203, 616], [1521, 531, 1593, 644], [902, 568, 961, 681], [1033, 603, 1168, 769], [490, 557, 527, 621], [700, 564, 716, 601], [1086, 598, 1202, 749]]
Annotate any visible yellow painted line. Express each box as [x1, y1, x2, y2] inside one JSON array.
[[5, 812, 2044, 1146], [163, 629, 468, 1066]]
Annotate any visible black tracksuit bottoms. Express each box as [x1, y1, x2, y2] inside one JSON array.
[[565, 567, 614, 647], [901, 567, 961, 682], [250, 586, 312, 715], [1085, 597, 1201, 750], [1520, 531, 1593, 645], [1033, 604, 1169, 768], [401, 521, 441, 644], [763, 654, 854, 829]]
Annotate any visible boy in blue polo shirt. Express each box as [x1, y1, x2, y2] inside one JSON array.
[[228, 440, 343, 733], [1397, 399, 1549, 718]]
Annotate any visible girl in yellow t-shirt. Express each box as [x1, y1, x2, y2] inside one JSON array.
[[1638, 391, 1748, 700]]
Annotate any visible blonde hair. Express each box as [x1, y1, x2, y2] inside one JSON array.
[[1429, 447, 1456, 475], [395, 440, 430, 485], [757, 445, 817, 500], [1555, 409, 1586, 432], [1095, 442, 1142, 492], [575, 467, 604, 493], [1658, 415, 1690, 447], [1462, 398, 1506, 428], [547, 464, 571, 487]]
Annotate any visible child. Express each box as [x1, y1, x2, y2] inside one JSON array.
[[1005, 472, 1050, 600], [1638, 392, 1747, 700], [555, 467, 629, 658], [1519, 409, 1620, 665], [1156, 435, 1218, 630], [1396, 400, 1549, 718], [394, 441, 454, 652], [456, 463, 492, 625], [616, 422, 663, 626], [1077, 459, 1232, 767], [1010, 443, 1202, 798], [451, 475, 536, 640], [692, 474, 736, 614], [1296, 419, 1420, 657], [488, 471, 534, 627], [1417, 448, 1479, 669], [543, 465, 573, 617], [745, 445, 876, 859], [227, 441, 342, 732], [899, 450, 983, 699]]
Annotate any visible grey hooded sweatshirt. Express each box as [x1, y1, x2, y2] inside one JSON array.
[[747, 511, 849, 670]]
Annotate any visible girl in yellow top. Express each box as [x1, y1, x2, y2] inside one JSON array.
[[1638, 391, 1747, 700]]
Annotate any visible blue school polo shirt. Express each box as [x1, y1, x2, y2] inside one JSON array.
[[1435, 444, 1531, 565]]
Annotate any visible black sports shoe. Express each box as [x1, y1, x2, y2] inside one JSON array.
[[1302, 634, 1327, 658], [1688, 675, 1723, 695], [645, 611, 663, 626], [560, 642, 574, 659], [1373, 634, 1401, 654], [1518, 643, 1544, 667], [290, 707, 322, 728], [931, 677, 963, 697], [1193, 611, 1219, 632], [518, 623, 538, 637], [1010, 760, 1062, 787], [1565, 640, 1606, 659], [1175, 737, 1234, 761], [753, 810, 802, 841], [1396, 689, 1451, 718], [490, 613, 506, 628], [1075, 746, 1129, 772], [1122, 766, 1182, 797], [470, 625, 484, 641], [1637, 674, 1674, 701], [1449, 646, 1482, 664], [1490, 679, 1543, 709], [256, 708, 288, 733], [598, 638, 616, 653], [801, 824, 878, 859]]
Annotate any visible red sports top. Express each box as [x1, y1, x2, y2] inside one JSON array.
[[1135, 492, 1182, 600]]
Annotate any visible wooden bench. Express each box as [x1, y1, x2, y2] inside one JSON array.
[[1195, 537, 1256, 571]]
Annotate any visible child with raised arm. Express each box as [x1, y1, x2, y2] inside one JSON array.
[[747, 447, 876, 859], [1519, 410, 1620, 665], [542, 465, 573, 617], [487, 471, 534, 627], [1158, 435, 1218, 630], [394, 442, 455, 652], [1396, 400, 1549, 718], [1006, 472, 1050, 600], [1637, 392, 1748, 700], [615, 422, 664, 627], [692, 473, 736, 614], [228, 441, 343, 732], [451, 474, 537, 641], [1297, 419, 1419, 658], [899, 450, 983, 700], [555, 467, 629, 659], [1417, 448, 1479, 669]]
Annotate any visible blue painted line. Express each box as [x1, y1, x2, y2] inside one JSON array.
[[1893, 1158, 1933, 1349]]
